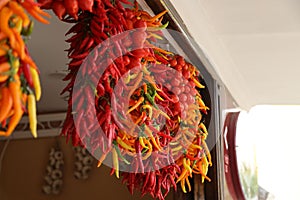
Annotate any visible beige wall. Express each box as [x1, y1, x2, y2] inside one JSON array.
[[0, 137, 174, 200]]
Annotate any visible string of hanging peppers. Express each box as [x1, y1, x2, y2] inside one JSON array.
[[42, 0, 212, 198], [0, 0, 212, 199], [0, 0, 49, 137]]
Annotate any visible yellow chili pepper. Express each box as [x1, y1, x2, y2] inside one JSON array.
[[142, 139, 152, 160], [191, 76, 205, 88], [171, 145, 182, 153], [183, 158, 192, 175], [112, 147, 119, 178], [139, 137, 148, 149], [176, 168, 188, 183], [156, 108, 170, 120], [203, 141, 212, 166], [190, 143, 202, 150], [201, 156, 209, 183], [197, 97, 209, 110], [199, 123, 208, 135], [155, 93, 164, 101], [116, 136, 135, 152], [180, 177, 187, 193], [29, 67, 41, 101], [144, 125, 162, 151], [142, 104, 153, 118], [147, 32, 163, 40], [28, 93, 37, 138], [185, 176, 192, 192]]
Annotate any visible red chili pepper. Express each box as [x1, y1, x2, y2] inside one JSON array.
[[127, 173, 135, 195], [68, 59, 83, 69], [37, 0, 52, 9], [52, 1, 67, 20], [119, 0, 133, 5], [84, 37, 96, 52], [61, 114, 73, 136], [154, 53, 169, 64], [115, 0, 125, 12], [78, 0, 93, 12], [72, 132, 82, 146], [69, 51, 89, 59], [103, 0, 114, 8], [21, 62, 34, 88], [65, 32, 84, 43], [133, 20, 147, 31], [60, 79, 75, 94], [157, 90, 174, 103], [64, 0, 79, 20], [132, 31, 147, 48], [65, 22, 84, 35], [135, 139, 144, 173]]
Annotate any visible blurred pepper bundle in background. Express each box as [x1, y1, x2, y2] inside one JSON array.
[[0, 0, 49, 138]]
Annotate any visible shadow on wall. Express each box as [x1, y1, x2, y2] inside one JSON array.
[[0, 137, 174, 200]]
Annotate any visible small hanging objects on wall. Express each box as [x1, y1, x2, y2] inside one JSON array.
[[73, 146, 94, 180], [42, 141, 64, 195]]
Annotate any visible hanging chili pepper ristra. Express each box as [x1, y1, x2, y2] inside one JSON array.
[[0, 0, 50, 137], [45, 1, 211, 199], [30, 0, 213, 199]]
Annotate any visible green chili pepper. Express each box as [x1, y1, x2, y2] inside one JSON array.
[[113, 141, 130, 165]]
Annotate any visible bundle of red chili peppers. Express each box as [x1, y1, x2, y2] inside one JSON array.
[[0, 0, 50, 138], [40, 0, 212, 199]]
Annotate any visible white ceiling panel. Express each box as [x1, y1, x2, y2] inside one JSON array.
[[171, 0, 300, 109]]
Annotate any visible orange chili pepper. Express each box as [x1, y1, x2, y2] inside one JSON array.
[[97, 150, 109, 167], [0, 75, 23, 136], [0, 87, 13, 122], [176, 168, 188, 183], [0, 32, 7, 41], [12, 29, 25, 59], [148, 10, 168, 22], [23, 55, 37, 70], [0, 62, 10, 82], [126, 96, 144, 114], [8, 1, 30, 27], [0, 0, 9, 10], [153, 47, 172, 55], [143, 83, 147, 94], [20, 1, 50, 24], [0, 6, 16, 48]]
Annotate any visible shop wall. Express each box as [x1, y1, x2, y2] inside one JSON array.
[[0, 137, 174, 200]]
